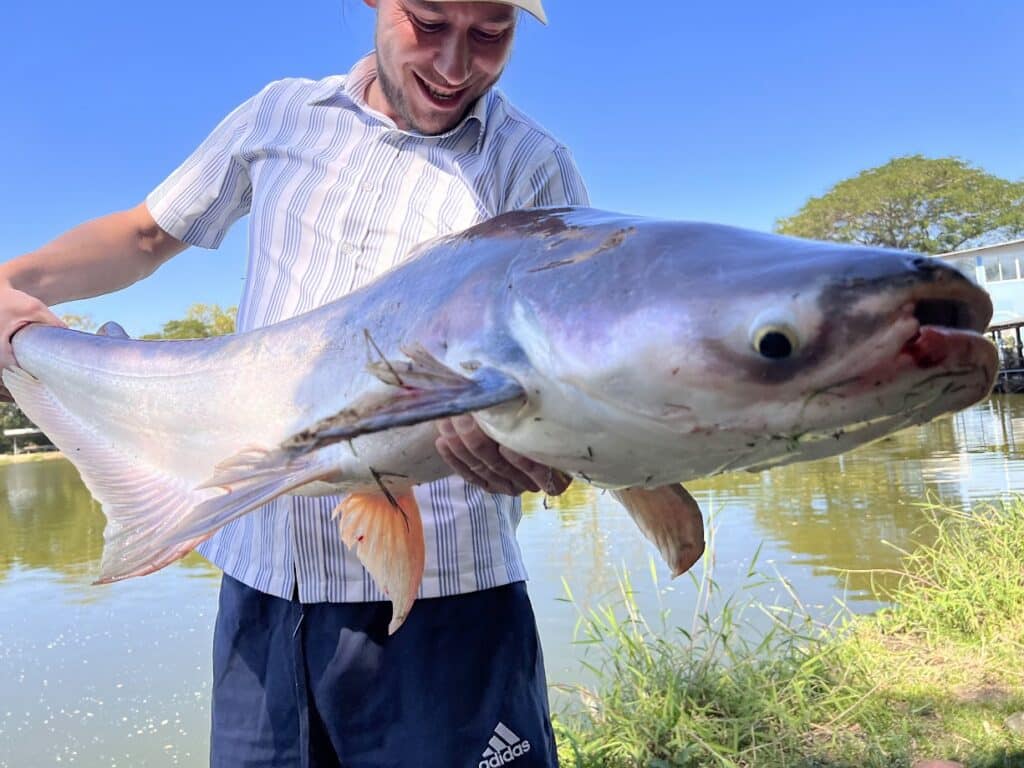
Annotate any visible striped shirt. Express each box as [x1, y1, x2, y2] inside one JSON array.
[[146, 53, 589, 603]]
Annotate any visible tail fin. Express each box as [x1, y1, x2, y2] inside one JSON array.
[[2, 366, 214, 581]]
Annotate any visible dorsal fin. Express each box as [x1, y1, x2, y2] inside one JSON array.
[[96, 321, 130, 339]]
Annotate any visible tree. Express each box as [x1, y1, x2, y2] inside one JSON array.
[[775, 155, 1024, 255], [0, 400, 34, 452], [60, 313, 96, 332], [142, 303, 237, 339]]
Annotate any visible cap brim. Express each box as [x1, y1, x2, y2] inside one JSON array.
[[431, 0, 547, 25]]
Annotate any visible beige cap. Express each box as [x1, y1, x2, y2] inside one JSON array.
[[432, 0, 548, 25]]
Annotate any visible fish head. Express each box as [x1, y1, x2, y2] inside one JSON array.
[[501, 209, 997, 479]]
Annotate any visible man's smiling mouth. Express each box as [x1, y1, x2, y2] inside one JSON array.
[[414, 73, 466, 107]]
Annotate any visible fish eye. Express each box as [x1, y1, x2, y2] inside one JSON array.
[[752, 325, 799, 360]]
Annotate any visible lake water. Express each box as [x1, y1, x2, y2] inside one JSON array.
[[2, 396, 1023, 766]]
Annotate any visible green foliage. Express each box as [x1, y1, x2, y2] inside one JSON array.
[[0, 402, 35, 452], [141, 303, 237, 339], [0, 403, 32, 432], [59, 313, 95, 332], [553, 566, 851, 767], [555, 501, 1024, 767], [872, 501, 1024, 643], [776, 155, 1024, 254]]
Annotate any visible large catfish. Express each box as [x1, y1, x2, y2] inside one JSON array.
[[3, 208, 997, 632]]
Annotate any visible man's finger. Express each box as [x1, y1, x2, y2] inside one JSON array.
[[443, 416, 541, 492], [0, 339, 15, 372], [439, 431, 538, 493], [436, 416, 569, 495], [1, 297, 67, 370], [436, 417, 460, 439], [498, 446, 572, 496], [449, 415, 507, 460], [435, 437, 514, 494]]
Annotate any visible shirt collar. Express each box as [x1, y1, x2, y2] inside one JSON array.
[[307, 52, 490, 151]]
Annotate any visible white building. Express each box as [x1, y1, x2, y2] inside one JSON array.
[[935, 238, 1024, 327]]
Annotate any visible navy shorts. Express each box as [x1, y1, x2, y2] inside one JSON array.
[[210, 574, 559, 768]]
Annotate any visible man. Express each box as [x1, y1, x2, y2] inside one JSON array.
[[0, 0, 587, 766]]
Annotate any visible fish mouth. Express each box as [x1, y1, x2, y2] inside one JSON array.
[[735, 276, 997, 441], [911, 294, 988, 335], [896, 281, 992, 370], [809, 278, 998, 433], [735, 280, 997, 473]]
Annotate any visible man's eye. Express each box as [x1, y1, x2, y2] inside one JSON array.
[[473, 29, 508, 43], [410, 15, 445, 33]]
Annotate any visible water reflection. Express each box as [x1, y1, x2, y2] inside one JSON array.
[[715, 399, 1024, 597], [2, 398, 1022, 615], [517, 396, 1024, 680], [1, 397, 1022, 766], [0, 460, 221, 589], [0, 460, 104, 581]]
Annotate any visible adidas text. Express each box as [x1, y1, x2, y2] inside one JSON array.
[[478, 741, 530, 768], [479, 722, 532, 767]]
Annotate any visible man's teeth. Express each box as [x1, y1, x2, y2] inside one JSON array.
[[428, 85, 457, 100]]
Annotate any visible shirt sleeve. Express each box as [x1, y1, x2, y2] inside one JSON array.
[[145, 94, 257, 249], [504, 143, 590, 211]]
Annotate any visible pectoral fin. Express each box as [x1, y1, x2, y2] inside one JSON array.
[[284, 346, 524, 455], [612, 484, 705, 577], [334, 491, 425, 634]]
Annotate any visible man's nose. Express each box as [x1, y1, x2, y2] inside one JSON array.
[[434, 34, 471, 86]]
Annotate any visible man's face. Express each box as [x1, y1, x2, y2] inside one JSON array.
[[364, 0, 517, 135]]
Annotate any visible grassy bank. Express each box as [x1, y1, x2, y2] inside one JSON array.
[[0, 450, 64, 466], [553, 500, 1024, 767]]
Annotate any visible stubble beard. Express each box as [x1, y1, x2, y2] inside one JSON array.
[[376, 58, 472, 136]]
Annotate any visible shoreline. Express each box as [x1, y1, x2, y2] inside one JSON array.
[[0, 450, 65, 466], [553, 500, 1024, 767]]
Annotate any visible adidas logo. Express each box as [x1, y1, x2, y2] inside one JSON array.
[[478, 721, 531, 767]]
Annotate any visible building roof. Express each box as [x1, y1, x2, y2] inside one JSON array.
[[936, 238, 1024, 258]]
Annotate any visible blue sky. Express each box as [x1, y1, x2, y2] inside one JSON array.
[[4, 0, 1022, 334]]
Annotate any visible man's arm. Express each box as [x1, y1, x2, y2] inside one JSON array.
[[0, 203, 187, 370], [3, 87, 258, 354]]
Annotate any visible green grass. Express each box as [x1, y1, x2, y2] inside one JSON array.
[[0, 450, 64, 465], [552, 499, 1024, 767]]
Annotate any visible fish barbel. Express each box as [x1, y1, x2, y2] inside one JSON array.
[[2, 207, 997, 632]]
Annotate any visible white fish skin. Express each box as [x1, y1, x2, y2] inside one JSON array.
[[2, 207, 997, 632]]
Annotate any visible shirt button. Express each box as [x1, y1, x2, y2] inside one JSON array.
[[361, 182, 373, 192]]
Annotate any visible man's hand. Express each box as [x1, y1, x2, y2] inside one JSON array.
[[0, 283, 66, 401], [435, 415, 571, 496]]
